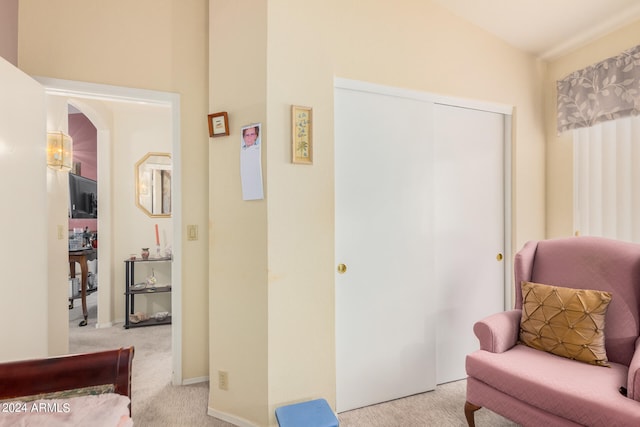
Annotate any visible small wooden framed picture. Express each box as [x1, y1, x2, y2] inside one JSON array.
[[292, 105, 312, 164], [208, 112, 229, 137]]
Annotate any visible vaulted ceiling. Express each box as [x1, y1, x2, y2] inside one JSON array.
[[432, 0, 640, 59]]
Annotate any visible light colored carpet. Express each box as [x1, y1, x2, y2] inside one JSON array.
[[69, 292, 233, 427], [338, 382, 518, 427], [69, 293, 517, 426]]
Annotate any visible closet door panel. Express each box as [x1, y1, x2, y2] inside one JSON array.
[[335, 87, 436, 412], [433, 104, 506, 384]]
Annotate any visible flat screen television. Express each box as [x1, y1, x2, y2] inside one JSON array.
[[69, 173, 98, 219]]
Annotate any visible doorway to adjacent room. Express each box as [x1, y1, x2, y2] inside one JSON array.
[[37, 77, 184, 385]]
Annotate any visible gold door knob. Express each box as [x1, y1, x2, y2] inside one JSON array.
[[496, 253, 503, 261], [337, 263, 347, 274]]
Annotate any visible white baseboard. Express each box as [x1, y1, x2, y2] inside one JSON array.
[[95, 322, 113, 329], [207, 408, 259, 427], [182, 375, 209, 385]]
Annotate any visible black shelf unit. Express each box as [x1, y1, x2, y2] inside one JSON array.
[[124, 257, 172, 329]]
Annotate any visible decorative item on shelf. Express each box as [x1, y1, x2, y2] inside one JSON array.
[[131, 282, 147, 291], [154, 311, 169, 322], [129, 312, 148, 324], [141, 248, 150, 260], [208, 111, 230, 137], [146, 271, 157, 287], [155, 224, 161, 257], [47, 131, 73, 171]]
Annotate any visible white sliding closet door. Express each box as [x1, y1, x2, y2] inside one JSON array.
[[335, 80, 509, 412], [433, 104, 506, 384], [335, 86, 436, 412]]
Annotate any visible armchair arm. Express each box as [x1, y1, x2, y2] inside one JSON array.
[[626, 337, 640, 401], [473, 309, 522, 353]]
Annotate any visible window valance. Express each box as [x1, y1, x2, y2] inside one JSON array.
[[557, 44, 640, 134]]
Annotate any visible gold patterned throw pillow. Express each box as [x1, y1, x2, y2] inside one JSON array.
[[520, 281, 612, 367]]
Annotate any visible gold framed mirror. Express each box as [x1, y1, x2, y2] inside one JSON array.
[[135, 152, 172, 217]]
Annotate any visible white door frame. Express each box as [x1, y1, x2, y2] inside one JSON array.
[[334, 77, 514, 310], [34, 76, 183, 385]]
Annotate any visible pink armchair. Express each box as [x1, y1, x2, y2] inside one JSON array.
[[465, 236, 640, 426]]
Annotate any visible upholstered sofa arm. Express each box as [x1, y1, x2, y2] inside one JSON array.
[[626, 337, 640, 401], [473, 309, 522, 353]]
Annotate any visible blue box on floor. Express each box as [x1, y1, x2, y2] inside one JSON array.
[[275, 398, 339, 427]]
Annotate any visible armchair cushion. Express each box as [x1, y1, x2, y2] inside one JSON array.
[[520, 281, 612, 367], [466, 344, 640, 426]]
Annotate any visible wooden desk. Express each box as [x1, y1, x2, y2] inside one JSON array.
[[69, 248, 97, 327]]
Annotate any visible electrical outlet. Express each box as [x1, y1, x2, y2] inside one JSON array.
[[218, 370, 229, 390], [57, 225, 64, 240], [187, 225, 198, 241]]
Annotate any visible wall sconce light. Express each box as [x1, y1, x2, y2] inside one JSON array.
[[47, 131, 73, 171]]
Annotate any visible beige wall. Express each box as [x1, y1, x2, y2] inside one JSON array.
[[111, 103, 173, 318], [210, 0, 545, 425], [18, 0, 210, 380], [209, 1, 269, 424], [544, 19, 640, 238]]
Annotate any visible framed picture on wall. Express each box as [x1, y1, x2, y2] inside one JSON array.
[[208, 112, 230, 137], [292, 105, 312, 164]]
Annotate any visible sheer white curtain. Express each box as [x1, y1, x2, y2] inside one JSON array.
[[573, 116, 640, 242]]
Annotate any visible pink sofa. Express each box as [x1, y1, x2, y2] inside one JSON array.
[[465, 236, 640, 426]]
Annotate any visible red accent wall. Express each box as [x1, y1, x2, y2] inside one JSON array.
[[68, 113, 97, 180], [68, 112, 98, 232]]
